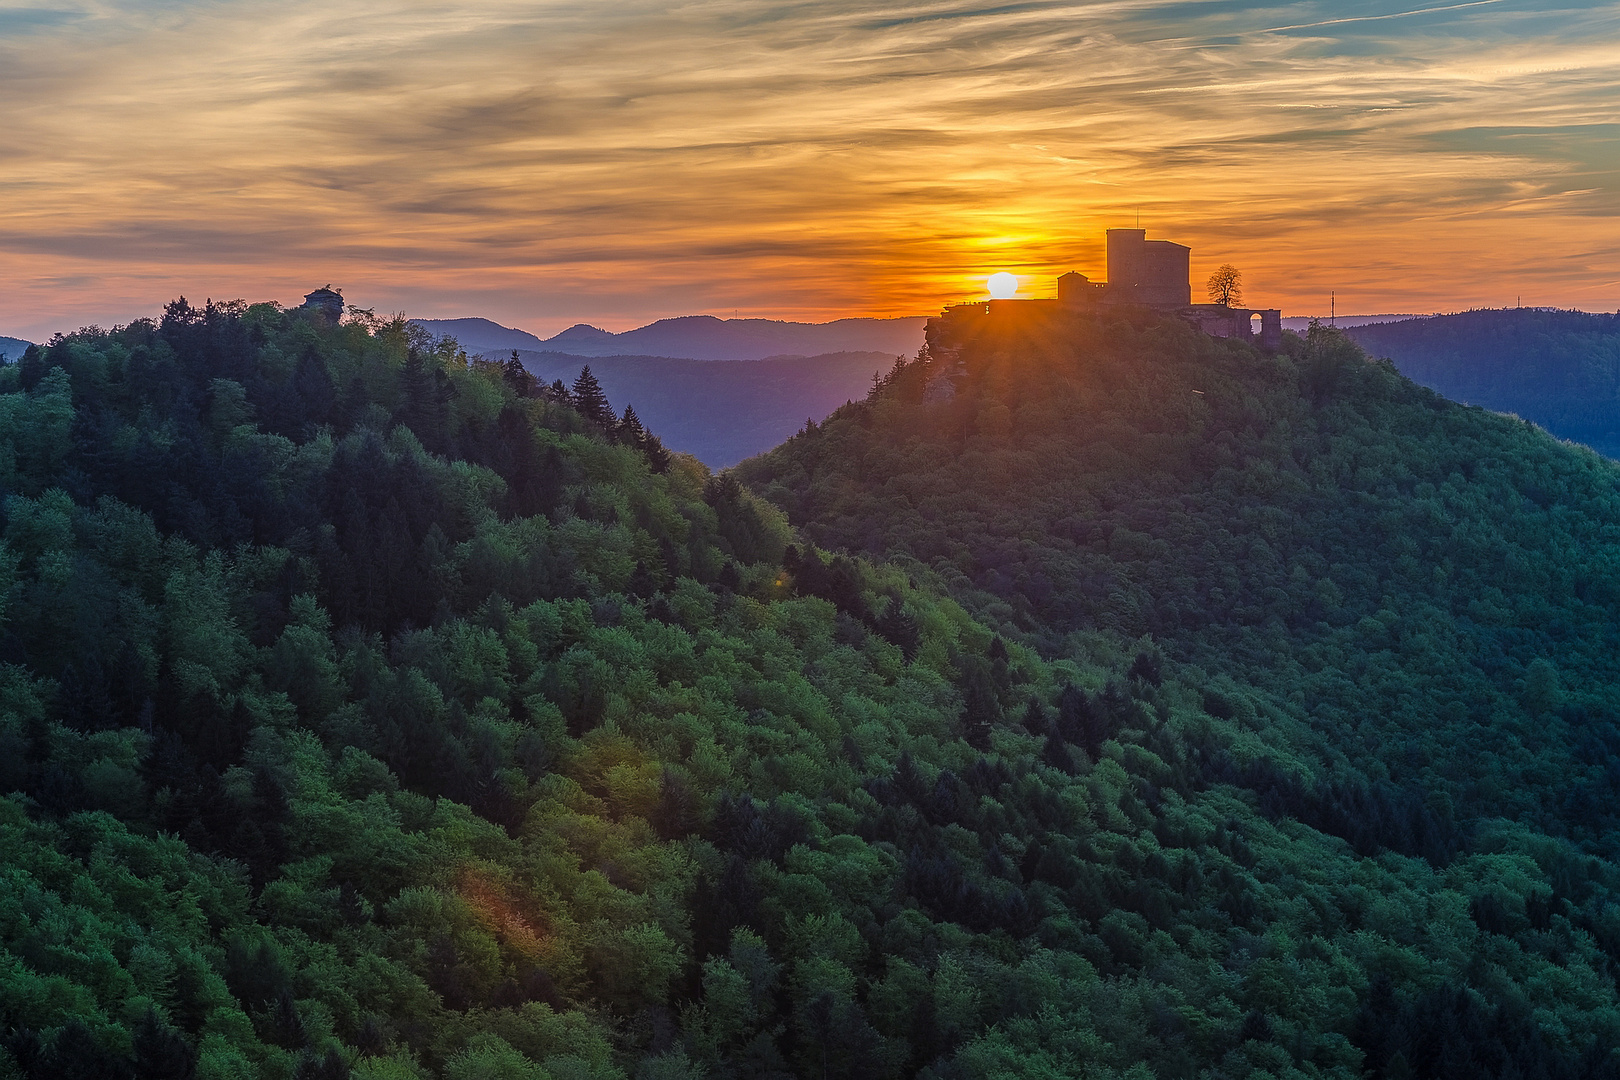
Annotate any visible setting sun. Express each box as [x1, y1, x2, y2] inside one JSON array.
[[987, 272, 1019, 299]]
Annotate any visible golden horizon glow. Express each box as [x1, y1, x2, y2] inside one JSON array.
[[1, 2, 1618, 341]]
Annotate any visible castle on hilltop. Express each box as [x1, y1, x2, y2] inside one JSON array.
[[1059, 228, 1191, 308], [932, 229, 1283, 352]]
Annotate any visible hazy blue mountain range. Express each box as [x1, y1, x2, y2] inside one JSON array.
[[1349, 308, 1620, 457], [412, 313, 927, 361], [1279, 314, 1423, 331], [0, 336, 33, 362], [514, 349, 895, 466]]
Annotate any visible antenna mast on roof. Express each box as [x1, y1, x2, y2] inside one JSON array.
[[1331, 292, 1335, 328]]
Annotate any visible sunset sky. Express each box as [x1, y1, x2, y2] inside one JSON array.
[[1, 0, 1616, 341]]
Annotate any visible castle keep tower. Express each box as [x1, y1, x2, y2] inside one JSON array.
[[1104, 229, 1191, 307]]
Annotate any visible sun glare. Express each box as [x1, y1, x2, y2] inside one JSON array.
[[987, 272, 1019, 299]]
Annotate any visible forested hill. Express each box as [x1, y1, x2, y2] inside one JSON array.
[[741, 304, 1620, 1071], [1348, 308, 1620, 457], [734, 306, 1620, 814], [4, 298, 1620, 1080]]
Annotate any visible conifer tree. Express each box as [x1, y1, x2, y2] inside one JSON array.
[[1022, 696, 1046, 733], [958, 655, 999, 750], [641, 431, 671, 473], [133, 1008, 197, 1080], [618, 403, 646, 446], [571, 366, 612, 426], [503, 350, 538, 398], [874, 595, 920, 660], [397, 348, 454, 451], [398, 348, 430, 420], [628, 559, 658, 599]]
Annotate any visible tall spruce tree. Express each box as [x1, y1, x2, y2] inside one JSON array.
[[396, 348, 454, 451], [502, 350, 538, 398], [571, 366, 612, 426], [618, 403, 646, 447]]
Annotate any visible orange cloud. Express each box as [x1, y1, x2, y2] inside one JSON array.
[[0, 1, 1616, 340]]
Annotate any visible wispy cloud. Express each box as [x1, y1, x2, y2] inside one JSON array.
[[0, 0, 1616, 338], [1260, 0, 1507, 33]]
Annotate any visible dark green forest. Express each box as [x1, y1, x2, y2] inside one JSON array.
[[741, 302, 1620, 1076], [1348, 309, 1620, 457], [1, 295, 1619, 1080]]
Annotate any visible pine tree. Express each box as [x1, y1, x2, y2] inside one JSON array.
[[398, 349, 430, 423], [1021, 696, 1046, 733], [571, 366, 612, 426], [396, 349, 453, 451], [641, 432, 671, 473], [503, 350, 538, 398], [628, 559, 658, 599], [958, 655, 1000, 750], [874, 595, 920, 660], [652, 767, 697, 840], [133, 1008, 197, 1080], [618, 403, 646, 446]]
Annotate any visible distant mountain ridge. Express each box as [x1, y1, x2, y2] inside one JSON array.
[[1280, 314, 1424, 331], [411, 313, 927, 361], [410, 317, 545, 354], [0, 335, 33, 362], [1349, 308, 1620, 457], [512, 349, 892, 467]]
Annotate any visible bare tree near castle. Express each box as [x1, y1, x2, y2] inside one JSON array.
[[1207, 264, 1242, 307]]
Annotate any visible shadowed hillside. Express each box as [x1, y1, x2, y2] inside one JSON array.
[[1349, 308, 1620, 457], [739, 305, 1620, 829], [741, 301, 1620, 1073]]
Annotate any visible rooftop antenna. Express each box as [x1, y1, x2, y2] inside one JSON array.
[[1331, 292, 1336, 328]]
